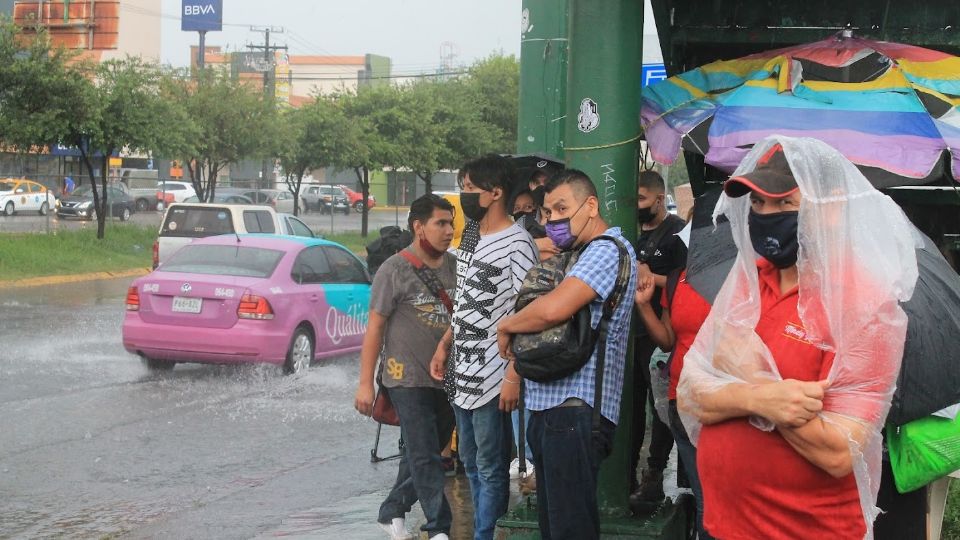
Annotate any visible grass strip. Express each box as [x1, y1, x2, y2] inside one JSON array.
[[0, 225, 155, 281]]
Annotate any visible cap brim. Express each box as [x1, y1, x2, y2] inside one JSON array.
[[724, 172, 799, 198]]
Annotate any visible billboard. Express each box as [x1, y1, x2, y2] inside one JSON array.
[[181, 0, 222, 32]]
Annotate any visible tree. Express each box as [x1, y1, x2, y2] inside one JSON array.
[[164, 70, 282, 202], [278, 96, 360, 216], [338, 87, 399, 237], [392, 79, 502, 194], [463, 54, 520, 153]]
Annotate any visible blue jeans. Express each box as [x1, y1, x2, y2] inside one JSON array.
[[667, 400, 712, 540], [379, 387, 456, 538], [511, 408, 533, 461], [453, 399, 511, 540], [528, 406, 616, 540]]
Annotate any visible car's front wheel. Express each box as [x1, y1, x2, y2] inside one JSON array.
[[39, 202, 49, 216], [3, 201, 14, 216], [143, 357, 175, 371], [283, 326, 314, 375], [119, 207, 131, 221]]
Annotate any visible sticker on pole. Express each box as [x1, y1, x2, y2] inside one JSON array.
[[578, 98, 599, 133], [521, 8, 533, 35]]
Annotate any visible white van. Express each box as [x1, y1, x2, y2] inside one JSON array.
[[152, 203, 314, 268]]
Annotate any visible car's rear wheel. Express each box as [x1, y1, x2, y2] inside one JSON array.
[[353, 201, 364, 213], [119, 207, 131, 221], [39, 202, 48, 216], [283, 326, 314, 375], [143, 357, 175, 371], [135, 198, 150, 212], [3, 202, 14, 216]]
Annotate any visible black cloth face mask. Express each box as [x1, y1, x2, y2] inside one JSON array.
[[460, 192, 488, 222], [748, 210, 799, 269]]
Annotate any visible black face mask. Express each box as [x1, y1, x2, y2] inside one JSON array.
[[460, 192, 488, 222], [512, 210, 536, 222], [637, 199, 660, 225], [748, 211, 799, 268]]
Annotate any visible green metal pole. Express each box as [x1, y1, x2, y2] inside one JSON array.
[[563, 0, 642, 517], [516, 0, 568, 158]]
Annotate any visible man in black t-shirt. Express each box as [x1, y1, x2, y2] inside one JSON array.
[[630, 171, 688, 511]]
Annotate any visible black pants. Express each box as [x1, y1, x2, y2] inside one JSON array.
[[630, 338, 675, 492], [528, 406, 616, 540]]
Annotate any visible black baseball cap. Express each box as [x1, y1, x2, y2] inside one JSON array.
[[724, 144, 799, 198]]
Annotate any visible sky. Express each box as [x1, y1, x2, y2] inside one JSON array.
[[161, 1, 662, 72], [161, 0, 523, 73]]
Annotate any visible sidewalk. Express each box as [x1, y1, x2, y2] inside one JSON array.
[[0, 267, 150, 289]]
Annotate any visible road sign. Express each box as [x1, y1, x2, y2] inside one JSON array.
[[181, 0, 222, 32]]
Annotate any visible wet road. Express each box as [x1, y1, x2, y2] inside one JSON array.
[[0, 279, 476, 539], [0, 207, 408, 236]]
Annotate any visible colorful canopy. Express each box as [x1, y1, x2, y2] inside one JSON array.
[[641, 33, 960, 186]]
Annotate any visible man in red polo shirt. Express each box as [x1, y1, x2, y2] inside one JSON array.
[[678, 138, 918, 539]]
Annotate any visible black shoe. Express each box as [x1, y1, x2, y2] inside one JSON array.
[[629, 468, 665, 515]]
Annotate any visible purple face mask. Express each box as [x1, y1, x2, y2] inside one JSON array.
[[544, 201, 588, 251]]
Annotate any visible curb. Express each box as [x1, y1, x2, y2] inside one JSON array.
[[0, 267, 152, 289]]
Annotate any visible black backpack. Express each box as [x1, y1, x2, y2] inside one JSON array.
[[366, 226, 413, 275]]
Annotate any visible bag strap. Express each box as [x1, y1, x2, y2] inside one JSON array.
[[399, 249, 454, 314], [589, 235, 632, 435]]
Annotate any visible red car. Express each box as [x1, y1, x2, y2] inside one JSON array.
[[336, 185, 376, 213]]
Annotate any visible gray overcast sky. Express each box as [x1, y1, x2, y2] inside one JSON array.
[[161, 0, 522, 72]]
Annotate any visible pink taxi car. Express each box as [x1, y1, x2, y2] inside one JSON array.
[[122, 235, 371, 374]]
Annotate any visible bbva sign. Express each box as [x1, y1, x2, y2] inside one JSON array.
[[181, 0, 222, 32]]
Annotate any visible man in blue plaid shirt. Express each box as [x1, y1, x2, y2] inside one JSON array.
[[497, 170, 637, 539]]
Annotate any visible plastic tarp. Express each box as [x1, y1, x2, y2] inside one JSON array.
[[677, 136, 920, 538]]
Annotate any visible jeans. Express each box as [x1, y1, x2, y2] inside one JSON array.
[[667, 400, 712, 540], [379, 386, 456, 538], [511, 407, 533, 461], [454, 398, 512, 540], [631, 338, 675, 491], [528, 406, 616, 540]]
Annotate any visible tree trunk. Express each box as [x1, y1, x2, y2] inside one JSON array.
[[187, 159, 205, 202], [77, 145, 105, 239], [206, 161, 218, 202], [355, 166, 370, 237], [97, 154, 108, 239], [418, 172, 433, 195]]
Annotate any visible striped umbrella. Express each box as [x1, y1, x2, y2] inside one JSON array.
[[641, 31, 960, 187]]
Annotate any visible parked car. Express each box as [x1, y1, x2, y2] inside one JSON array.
[[57, 185, 135, 221], [156, 181, 197, 209], [0, 178, 57, 217], [301, 185, 350, 215], [121, 171, 161, 212], [153, 203, 314, 268], [243, 189, 296, 214], [123, 235, 371, 373], [183, 193, 255, 204], [337, 185, 377, 213]]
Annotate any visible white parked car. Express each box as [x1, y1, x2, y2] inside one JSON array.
[[153, 203, 315, 268], [156, 181, 198, 209], [0, 178, 57, 216]]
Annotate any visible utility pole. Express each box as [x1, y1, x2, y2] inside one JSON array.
[[248, 26, 287, 188]]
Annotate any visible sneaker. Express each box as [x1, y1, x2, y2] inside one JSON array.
[[378, 517, 415, 540], [431, 534, 450, 540], [509, 457, 521, 479], [509, 458, 535, 479]]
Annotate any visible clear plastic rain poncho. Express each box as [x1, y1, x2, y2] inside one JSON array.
[[676, 135, 920, 538]]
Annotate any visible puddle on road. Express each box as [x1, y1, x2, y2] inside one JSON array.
[[257, 475, 476, 540]]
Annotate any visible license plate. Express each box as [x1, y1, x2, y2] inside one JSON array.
[[172, 296, 202, 314]]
